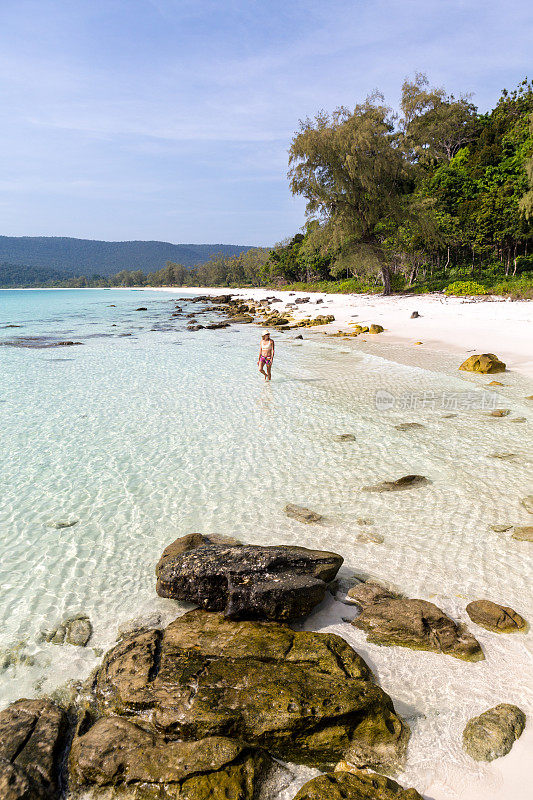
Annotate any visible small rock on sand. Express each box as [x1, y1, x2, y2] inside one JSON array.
[[490, 524, 513, 532], [46, 518, 79, 529], [463, 704, 526, 761], [362, 475, 431, 493], [334, 433, 356, 441], [466, 599, 526, 632]]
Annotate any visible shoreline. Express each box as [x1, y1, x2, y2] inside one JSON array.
[[147, 286, 533, 380]]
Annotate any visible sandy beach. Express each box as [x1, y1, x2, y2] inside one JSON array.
[[152, 287, 533, 379]]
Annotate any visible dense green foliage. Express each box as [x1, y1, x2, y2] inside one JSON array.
[[266, 76, 533, 295]]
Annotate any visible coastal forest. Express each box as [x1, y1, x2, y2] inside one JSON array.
[[3, 76, 533, 297]]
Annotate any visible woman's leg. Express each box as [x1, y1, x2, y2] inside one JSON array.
[[259, 358, 267, 379], [266, 360, 272, 381]]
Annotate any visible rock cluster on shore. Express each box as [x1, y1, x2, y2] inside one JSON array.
[[0, 522, 528, 799]]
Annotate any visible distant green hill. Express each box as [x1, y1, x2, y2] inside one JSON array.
[[0, 236, 252, 278]]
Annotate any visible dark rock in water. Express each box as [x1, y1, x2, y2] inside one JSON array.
[[410, 311, 420, 318], [210, 294, 233, 303], [155, 535, 341, 621], [230, 314, 254, 323], [334, 433, 356, 441], [206, 321, 230, 329], [362, 475, 430, 493], [1, 337, 83, 349], [43, 613, 92, 647], [394, 423, 425, 431], [3, 324, 22, 328], [155, 532, 242, 576], [134, 307, 148, 311], [69, 717, 271, 800], [93, 609, 409, 770], [293, 767, 423, 799], [295, 334, 303, 339], [187, 324, 204, 331], [0, 698, 68, 800], [284, 503, 323, 523], [466, 599, 526, 633], [462, 704, 526, 761], [349, 581, 483, 661]]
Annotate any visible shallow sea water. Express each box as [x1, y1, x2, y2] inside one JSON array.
[[0, 288, 532, 799]]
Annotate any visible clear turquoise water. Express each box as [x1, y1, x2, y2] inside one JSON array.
[[1, 288, 532, 798]]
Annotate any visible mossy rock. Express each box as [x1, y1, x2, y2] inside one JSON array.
[[368, 324, 384, 334], [459, 353, 506, 373], [92, 610, 409, 770], [293, 767, 423, 799]]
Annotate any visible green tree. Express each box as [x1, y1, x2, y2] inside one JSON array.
[[288, 96, 411, 294]]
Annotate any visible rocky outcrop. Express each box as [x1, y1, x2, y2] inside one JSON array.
[[459, 353, 506, 373], [462, 704, 526, 761], [93, 609, 409, 770], [293, 767, 423, 799], [0, 698, 68, 800], [284, 503, 323, 522], [361, 475, 430, 493], [69, 718, 271, 799], [349, 582, 483, 661], [466, 600, 526, 633], [155, 535, 341, 620]]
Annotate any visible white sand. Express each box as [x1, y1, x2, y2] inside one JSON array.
[[152, 287, 533, 379]]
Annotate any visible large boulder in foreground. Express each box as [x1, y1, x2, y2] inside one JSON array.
[[462, 704, 526, 761], [466, 599, 526, 633], [459, 353, 506, 373], [93, 609, 408, 770], [156, 535, 342, 621], [293, 767, 423, 800], [0, 698, 68, 800], [349, 582, 483, 661], [69, 717, 271, 799]]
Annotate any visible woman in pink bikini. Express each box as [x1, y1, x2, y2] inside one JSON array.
[[258, 332, 274, 381]]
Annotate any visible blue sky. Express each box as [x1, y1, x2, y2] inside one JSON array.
[[0, 0, 531, 246]]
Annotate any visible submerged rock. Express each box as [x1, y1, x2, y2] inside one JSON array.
[[93, 609, 409, 770], [43, 613, 92, 647], [206, 321, 230, 329], [466, 600, 526, 633], [349, 582, 483, 662], [462, 704, 526, 761], [284, 503, 323, 522], [512, 526, 533, 541], [293, 767, 423, 800], [490, 524, 513, 532], [46, 518, 79, 529], [394, 423, 425, 431], [0, 698, 68, 800], [487, 408, 510, 417], [70, 718, 271, 799], [334, 433, 356, 441], [362, 475, 431, 493], [521, 495, 533, 514], [156, 535, 341, 620], [459, 353, 506, 373]]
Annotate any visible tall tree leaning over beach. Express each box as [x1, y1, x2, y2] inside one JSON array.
[[288, 94, 426, 295]]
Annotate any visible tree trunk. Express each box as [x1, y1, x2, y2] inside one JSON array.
[[381, 265, 391, 295]]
